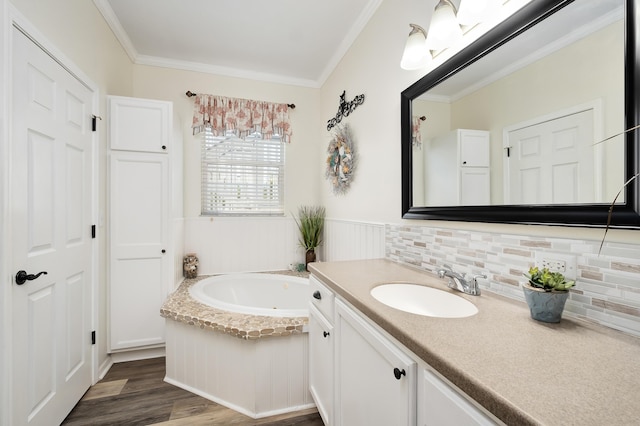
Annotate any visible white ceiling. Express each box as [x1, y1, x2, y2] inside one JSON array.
[[93, 0, 383, 88]]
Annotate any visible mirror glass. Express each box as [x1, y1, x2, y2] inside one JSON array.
[[411, 0, 624, 207], [401, 0, 640, 228]]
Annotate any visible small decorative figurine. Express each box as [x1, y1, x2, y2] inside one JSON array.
[[183, 253, 199, 279]]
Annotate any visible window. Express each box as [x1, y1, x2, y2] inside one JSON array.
[[201, 128, 285, 216]]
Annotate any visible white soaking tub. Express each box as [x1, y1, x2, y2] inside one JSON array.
[[162, 273, 314, 419]]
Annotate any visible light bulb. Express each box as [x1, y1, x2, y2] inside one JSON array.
[[400, 24, 431, 70], [425, 0, 462, 51]]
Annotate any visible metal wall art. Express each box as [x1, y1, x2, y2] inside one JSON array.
[[326, 90, 365, 131]]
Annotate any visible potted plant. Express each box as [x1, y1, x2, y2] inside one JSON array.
[[294, 206, 325, 271], [522, 266, 576, 323]]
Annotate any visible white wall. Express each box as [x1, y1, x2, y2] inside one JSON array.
[[130, 65, 323, 219], [320, 0, 638, 246]]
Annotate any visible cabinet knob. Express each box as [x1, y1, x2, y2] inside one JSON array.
[[313, 290, 322, 300], [393, 368, 406, 380], [161, 145, 167, 150], [462, 161, 467, 164], [161, 249, 166, 254], [323, 331, 330, 338]]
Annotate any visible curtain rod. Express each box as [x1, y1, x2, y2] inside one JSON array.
[[185, 91, 295, 109]]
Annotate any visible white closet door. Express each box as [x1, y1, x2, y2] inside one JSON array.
[[109, 151, 170, 350], [11, 27, 94, 425]]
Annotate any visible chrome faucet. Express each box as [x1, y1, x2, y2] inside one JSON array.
[[437, 264, 485, 296]]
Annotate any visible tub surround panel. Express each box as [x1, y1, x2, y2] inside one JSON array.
[[165, 321, 314, 419], [160, 273, 308, 340], [309, 259, 640, 425], [183, 217, 300, 275], [386, 224, 640, 337], [183, 217, 385, 275]]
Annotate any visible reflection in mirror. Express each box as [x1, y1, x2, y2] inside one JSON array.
[[412, 0, 624, 207], [401, 0, 640, 228]]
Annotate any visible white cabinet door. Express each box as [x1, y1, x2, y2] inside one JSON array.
[[460, 167, 491, 205], [459, 130, 490, 168], [109, 151, 170, 350], [335, 300, 416, 426], [419, 369, 497, 426], [309, 304, 335, 426], [109, 96, 171, 153]]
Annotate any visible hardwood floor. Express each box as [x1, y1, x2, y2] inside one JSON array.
[[62, 357, 324, 426]]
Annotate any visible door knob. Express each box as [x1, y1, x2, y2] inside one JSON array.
[[15, 270, 48, 285]]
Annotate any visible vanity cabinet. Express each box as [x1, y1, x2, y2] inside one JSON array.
[[309, 276, 335, 425], [309, 274, 500, 426], [418, 368, 495, 426], [108, 96, 174, 353], [309, 304, 334, 425], [335, 299, 417, 426], [425, 129, 490, 206]]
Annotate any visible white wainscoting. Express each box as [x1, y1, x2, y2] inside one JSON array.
[[183, 217, 386, 274], [165, 320, 313, 419], [321, 219, 386, 262], [184, 217, 300, 274]]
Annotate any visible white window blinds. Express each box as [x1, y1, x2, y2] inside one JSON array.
[[201, 129, 285, 216]]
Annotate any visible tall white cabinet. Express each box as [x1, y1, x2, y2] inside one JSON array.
[[108, 96, 175, 353], [424, 129, 490, 206]]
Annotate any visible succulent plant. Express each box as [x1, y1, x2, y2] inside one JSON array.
[[524, 266, 575, 292]]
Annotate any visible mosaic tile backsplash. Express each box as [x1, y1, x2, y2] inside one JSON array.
[[386, 224, 640, 337]]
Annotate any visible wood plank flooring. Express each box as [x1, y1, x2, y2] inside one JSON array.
[[62, 357, 324, 426]]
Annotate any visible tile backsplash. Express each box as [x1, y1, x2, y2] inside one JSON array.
[[386, 224, 640, 337]]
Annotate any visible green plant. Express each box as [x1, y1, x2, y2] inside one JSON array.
[[524, 266, 575, 292], [294, 206, 325, 251]]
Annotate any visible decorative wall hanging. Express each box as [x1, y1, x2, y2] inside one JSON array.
[[326, 124, 357, 195], [412, 115, 426, 148], [326, 90, 365, 131]]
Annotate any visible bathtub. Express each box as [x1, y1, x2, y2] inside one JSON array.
[[162, 273, 314, 419], [188, 273, 309, 317]]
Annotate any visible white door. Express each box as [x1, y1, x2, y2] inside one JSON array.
[[11, 27, 94, 425], [309, 304, 334, 426], [109, 151, 169, 351], [335, 300, 416, 426], [506, 109, 594, 204]]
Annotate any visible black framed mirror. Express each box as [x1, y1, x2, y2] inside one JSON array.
[[401, 0, 639, 228]]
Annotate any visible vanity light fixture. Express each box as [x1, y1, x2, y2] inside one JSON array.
[[400, 24, 431, 70], [424, 0, 463, 51], [400, 0, 506, 70], [457, 0, 502, 26]]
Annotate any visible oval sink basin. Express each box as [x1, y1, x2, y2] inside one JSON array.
[[370, 283, 478, 318]]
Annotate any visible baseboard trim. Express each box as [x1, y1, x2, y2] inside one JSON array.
[[110, 346, 166, 363]]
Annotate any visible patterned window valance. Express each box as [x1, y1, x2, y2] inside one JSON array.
[[192, 94, 292, 142]]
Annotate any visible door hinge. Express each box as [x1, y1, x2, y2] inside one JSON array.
[[91, 115, 102, 132], [91, 330, 96, 345], [91, 225, 96, 239]]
